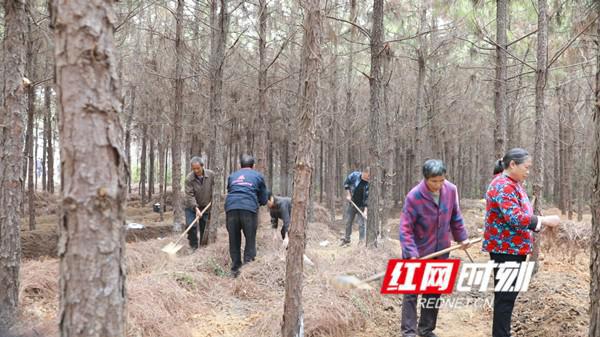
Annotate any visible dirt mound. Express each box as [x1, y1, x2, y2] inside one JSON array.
[[21, 230, 59, 260], [312, 203, 333, 224], [19, 191, 60, 217], [512, 257, 590, 336], [21, 225, 174, 260]]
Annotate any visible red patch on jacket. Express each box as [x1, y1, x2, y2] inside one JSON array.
[[512, 235, 523, 245], [519, 246, 529, 255]]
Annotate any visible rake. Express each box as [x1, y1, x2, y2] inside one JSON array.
[[161, 203, 212, 255]]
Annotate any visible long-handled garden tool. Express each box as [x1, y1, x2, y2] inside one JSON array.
[[333, 237, 483, 289], [161, 203, 211, 255], [349, 199, 367, 219]]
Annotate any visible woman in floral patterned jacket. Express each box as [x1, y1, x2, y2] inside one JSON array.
[[482, 148, 560, 337]]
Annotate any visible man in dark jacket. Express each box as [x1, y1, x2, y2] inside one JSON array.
[[184, 156, 215, 250], [225, 154, 269, 278], [341, 168, 369, 245], [267, 192, 292, 247]]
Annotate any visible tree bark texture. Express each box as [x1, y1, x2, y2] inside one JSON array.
[[530, 0, 548, 271], [282, 0, 321, 335], [51, 0, 128, 335], [366, 0, 384, 248], [0, 0, 27, 330], [494, 0, 508, 160]]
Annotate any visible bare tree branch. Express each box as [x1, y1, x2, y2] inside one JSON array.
[[325, 15, 370, 39], [265, 29, 297, 72], [547, 13, 600, 69], [483, 36, 536, 72]]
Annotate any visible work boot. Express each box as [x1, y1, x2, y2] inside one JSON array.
[[418, 332, 438, 337], [230, 269, 240, 278], [339, 238, 350, 246]]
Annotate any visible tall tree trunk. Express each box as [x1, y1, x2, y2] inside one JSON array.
[[494, 0, 508, 159], [26, 87, 35, 229], [559, 105, 566, 213], [164, 145, 169, 195], [328, 6, 338, 226], [413, 1, 427, 184], [26, 86, 36, 230], [382, 47, 395, 223], [140, 124, 147, 204], [577, 143, 585, 222], [42, 78, 50, 193], [42, 109, 47, 192], [171, 0, 185, 230], [565, 88, 574, 220], [47, 86, 55, 194], [530, 0, 547, 274], [366, 0, 384, 248], [148, 138, 155, 199], [256, 0, 268, 180], [281, 137, 289, 196], [319, 140, 323, 203], [589, 13, 600, 337], [51, 0, 127, 335], [158, 126, 166, 221], [268, 137, 273, 192], [207, 0, 229, 243], [25, 13, 36, 230], [35, 122, 38, 191], [343, 0, 356, 181], [0, 0, 27, 330], [282, 0, 320, 334], [553, 137, 560, 204], [125, 87, 135, 194]]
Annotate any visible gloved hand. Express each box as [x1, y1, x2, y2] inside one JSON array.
[[282, 236, 289, 249]]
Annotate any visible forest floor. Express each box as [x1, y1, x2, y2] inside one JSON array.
[[14, 196, 592, 337]]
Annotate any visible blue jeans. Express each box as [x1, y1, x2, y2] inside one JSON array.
[[185, 207, 211, 248]]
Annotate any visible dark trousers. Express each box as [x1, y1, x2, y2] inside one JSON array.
[[490, 252, 527, 337], [185, 207, 210, 249], [401, 293, 441, 337], [344, 204, 366, 242], [226, 210, 258, 272]]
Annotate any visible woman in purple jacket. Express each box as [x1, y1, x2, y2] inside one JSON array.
[[399, 159, 471, 337], [483, 148, 559, 337]]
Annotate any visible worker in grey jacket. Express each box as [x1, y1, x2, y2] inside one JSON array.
[[184, 156, 215, 249], [267, 192, 292, 246]]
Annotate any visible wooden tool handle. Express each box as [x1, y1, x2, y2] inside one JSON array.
[[173, 202, 212, 245], [420, 237, 483, 259], [361, 237, 483, 284], [348, 199, 367, 219]]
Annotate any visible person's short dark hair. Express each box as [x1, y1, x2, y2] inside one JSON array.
[[493, 159, 504, 175], [500, 148, 529, 170], [422, 159, 447, 179], [240, 154, 255, 168]]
